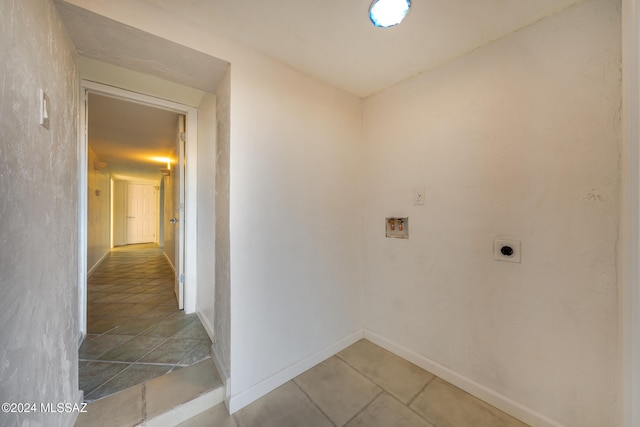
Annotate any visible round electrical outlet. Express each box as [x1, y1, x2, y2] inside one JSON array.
[[500, 246, 514, 256]]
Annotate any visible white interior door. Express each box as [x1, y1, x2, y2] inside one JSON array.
[[126, 183, 156, 244], [173, 115, 186, 309]]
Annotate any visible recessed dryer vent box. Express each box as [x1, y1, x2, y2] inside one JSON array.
[[386, 217, 408, 239]]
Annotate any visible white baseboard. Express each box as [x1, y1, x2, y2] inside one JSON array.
[[227, 329, 364, 414], [77, 330, 85, 349], [196, 309, 214, 342], [87, 250, 109, 277], [163, 252, 176, 273], [363, 330, 565, 427], [211, 344, 231, 410]]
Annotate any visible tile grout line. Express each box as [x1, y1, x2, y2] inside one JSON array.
[[333, 353, 384, 393], [407, 374, 437, 407], [334, 348, 439, 427], [291, 379, 339, 427], [83, 362, 134, 401], [340, 388, 385, 427], [384, 387, 438, 427], [232, 412, 242, 427], [82, 244, 214, 402], [142, 381, 147, 422]]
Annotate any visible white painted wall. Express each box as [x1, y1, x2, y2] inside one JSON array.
[[111, 179, 126, 246], [621, 1, 640, 425], [0, 1, 81, 427], [197, 92, 217, 338], [362, 1, 620, 426], [86, 146, 110, 272], [64, 0, 366, 411], [227, 52, 363, 410]]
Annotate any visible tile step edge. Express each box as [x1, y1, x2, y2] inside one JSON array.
[[139, 385, 225, 427]]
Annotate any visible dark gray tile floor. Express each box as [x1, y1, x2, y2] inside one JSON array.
[[79, 244, 212, 401]]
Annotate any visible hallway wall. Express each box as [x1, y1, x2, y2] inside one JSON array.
[[0, 1, 81, 426], [87, 146, 110, 272], [361, 1, 621, 426], [214, 68, 231, 387], [111, 179, 126, 246], [196, 91, 217, 338]]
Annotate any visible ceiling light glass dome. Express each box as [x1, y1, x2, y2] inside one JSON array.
[[369, 0, 411, 28]]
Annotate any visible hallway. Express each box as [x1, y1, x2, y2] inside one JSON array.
[[79, 244, 212, 401]]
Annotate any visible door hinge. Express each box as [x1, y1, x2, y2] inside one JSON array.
[[180, 132, 185, 142], [180, 273, 185, 283]]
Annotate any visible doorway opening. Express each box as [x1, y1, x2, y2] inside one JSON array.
[[77, 81, 207, 401], [78, 80, 199, 337]]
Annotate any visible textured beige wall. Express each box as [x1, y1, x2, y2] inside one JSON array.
[[214, 69, 231, 381], [0, 1, 81, 426]]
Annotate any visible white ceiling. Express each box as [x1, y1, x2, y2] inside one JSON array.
[[143, 0, 585, 98], [58, 0, 586, 180], [58, 0, 587, 98], [88, 93, 179, 181]]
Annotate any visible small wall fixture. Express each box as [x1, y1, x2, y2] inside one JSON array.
[[494, 238, 521, 263], [369, 0, 411, 28], [160, 168, 171, 176], [386, 217, 409, 239], [93, 161, 107, 170]]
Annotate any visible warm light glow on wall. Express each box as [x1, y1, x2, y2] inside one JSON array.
[[149, 156, 173, 170], [149, 156, 172, 164]]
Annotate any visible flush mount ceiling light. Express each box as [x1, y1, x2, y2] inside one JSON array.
[[369, 0, 411, 28]]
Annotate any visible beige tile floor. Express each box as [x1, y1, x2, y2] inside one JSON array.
[[179, 339, 530, 427], [75, 358, 223, 427], [79, 244, 213, 401]]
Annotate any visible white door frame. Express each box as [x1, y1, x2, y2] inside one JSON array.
[[78, 79, 199, 337], [174, 115, 186, 310]]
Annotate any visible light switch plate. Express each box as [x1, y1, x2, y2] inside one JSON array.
[[413, 187, 425, 205], [40, 89, 50, 130]]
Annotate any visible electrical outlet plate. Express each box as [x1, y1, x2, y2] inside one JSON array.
[[494, 239, 521, 263]]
